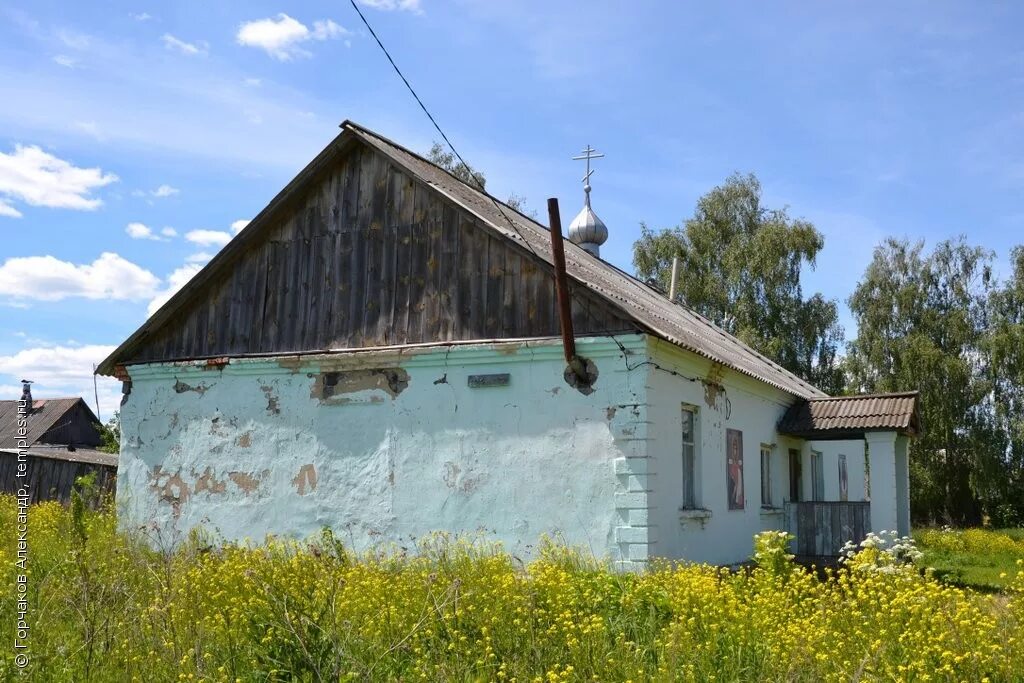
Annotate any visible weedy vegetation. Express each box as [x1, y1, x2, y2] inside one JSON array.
[[916, 526, 1024, 592], [1, 494, 1022, 682]]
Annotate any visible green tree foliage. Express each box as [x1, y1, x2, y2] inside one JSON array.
[[426, 142, 533, 216], [98, 411, 120, 454], [845, 238, 1011, 525], [632, 173, 845, 393], [987, 247, 1024, 525]]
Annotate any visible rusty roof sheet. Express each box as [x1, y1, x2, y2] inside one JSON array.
[[778, 391, 920, 438], [346, 123, 827, 400]]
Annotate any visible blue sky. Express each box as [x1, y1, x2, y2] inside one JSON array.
[[1, 1, 1022, 414]]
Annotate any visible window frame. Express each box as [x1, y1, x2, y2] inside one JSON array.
[[811, 450, 825, 501], [680, 404, 699, 509], [760, 444, 774, 508]]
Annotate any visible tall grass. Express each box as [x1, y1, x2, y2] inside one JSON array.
[[1, 497, 1022, 681], [916, 526, 1024, 591]]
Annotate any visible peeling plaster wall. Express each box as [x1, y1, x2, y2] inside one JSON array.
[[117, 336, 651, 564], [645, 338, 802, 566]]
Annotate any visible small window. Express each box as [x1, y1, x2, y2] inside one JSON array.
[[726, 429, 744, 510], [760, 445, 773, 507], [811, 450, 825, 501], [681, 406, 697, 508], [838, 453, 849, 502]]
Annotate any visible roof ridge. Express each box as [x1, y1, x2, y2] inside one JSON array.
[[810, 391, 920, 401], [340, 120, 548, 231]]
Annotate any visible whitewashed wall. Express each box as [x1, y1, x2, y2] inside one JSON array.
[[807, 439, 867, 503], [644, 339, 800, 566], [117, 336, 652, 564], [118, 331, 858, 568]]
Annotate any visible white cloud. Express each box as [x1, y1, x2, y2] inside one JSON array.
[[186, 251, 213, 263], [130, 12, 152, 22], [160, 226, 177, 237], [231, 219, 250, 234], [56, 29, 91, 50], [53, 54, 78, 68], [73, 120, 104, 140], [0, 344, 121, 418], [162, 33, 208, 57], [0, 145, 117, 214], [152, 183, 179, 197], [0, 253, 160, 302], [236, 14, 349, 61], [243, 77, 262, 87], [357, 0, 423, 13], [147, 263, 201, 316], [311, 20, 347, 40], [0, 200, 22, 218], [0, 27, 344, 172], [185, 229, 231, 247], [125, 222, 161, 240]]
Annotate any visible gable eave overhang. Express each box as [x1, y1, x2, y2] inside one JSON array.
[[96, 131, 361, 376]]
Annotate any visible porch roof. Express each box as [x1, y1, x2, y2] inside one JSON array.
[[777, 391, 920, 440]]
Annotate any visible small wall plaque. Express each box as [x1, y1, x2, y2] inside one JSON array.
[[468, 373, 510, 388]]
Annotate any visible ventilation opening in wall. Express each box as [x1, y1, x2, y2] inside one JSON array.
[[321, 371, 340, 399]]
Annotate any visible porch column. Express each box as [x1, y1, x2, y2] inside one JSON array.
[[894, 435, 911, 536], [864, 431, 899, 535]]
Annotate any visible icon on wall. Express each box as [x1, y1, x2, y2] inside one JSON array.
[[838, 453, 849, 502], [727, 429, 744, 510]]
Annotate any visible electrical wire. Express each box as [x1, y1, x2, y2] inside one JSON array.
[[610, 335, 732, 419], [348, 0, 546, 263]]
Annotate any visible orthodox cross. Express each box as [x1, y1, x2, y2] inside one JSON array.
[[572, 145, 605, 187]]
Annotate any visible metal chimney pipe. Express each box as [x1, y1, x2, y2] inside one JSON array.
[[668, 256, 680, 302], [20, 379, 33, 413], [547, 198, 577, 366]]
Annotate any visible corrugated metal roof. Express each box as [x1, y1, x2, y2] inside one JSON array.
[[0, 397, 92, 449], [0, 446, 118, 467], [97, 121, 826, 399], [778, 391, 920, 438], [346, 123, 827, 400]]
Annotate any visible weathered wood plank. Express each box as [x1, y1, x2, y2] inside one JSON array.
[[121, 142, 640, 364], [406, 184, 429, 340], [438, 204, 458, 340], [485, 235, 504, 337], [422, 191, 445, 341], [0, 452, 115, 506]]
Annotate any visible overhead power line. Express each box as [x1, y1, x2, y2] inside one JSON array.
[[347, 0, 545, 261]]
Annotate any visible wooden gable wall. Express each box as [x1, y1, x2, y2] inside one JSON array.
[[123, 142, 638, 365], [38, 401, 103, 448]]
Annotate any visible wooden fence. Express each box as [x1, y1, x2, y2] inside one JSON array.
[[785, 501, 871, 559], [0, 450, 117, 507]]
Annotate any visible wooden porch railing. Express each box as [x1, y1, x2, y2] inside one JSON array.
[[784, 501, 871, 559]]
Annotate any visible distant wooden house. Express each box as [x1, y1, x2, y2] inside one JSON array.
[[0, 388, 117, 505]]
